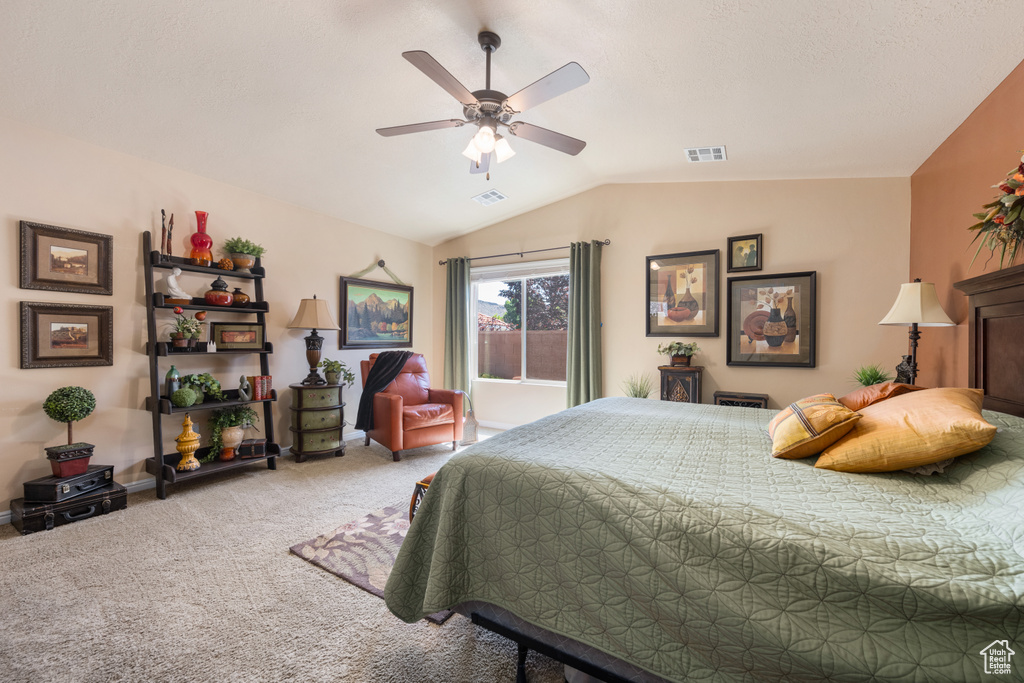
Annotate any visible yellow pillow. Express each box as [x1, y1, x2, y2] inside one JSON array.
[[768, 394, 862, 459], [815, 387, 996, 473]]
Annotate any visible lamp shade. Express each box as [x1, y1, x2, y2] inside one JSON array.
[[878, 282, 954, 327], [287, 297, 339, 330]]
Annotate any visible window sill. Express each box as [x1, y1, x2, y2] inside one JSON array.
[[473, 378, 567, 388]]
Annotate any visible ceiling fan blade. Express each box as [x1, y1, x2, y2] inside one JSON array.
[[469, 152, 492, 175], [507, 122, 586, 156], [503, 62, 589, 114], [376, 119, 467, 137], [403, 51, 480, 106]]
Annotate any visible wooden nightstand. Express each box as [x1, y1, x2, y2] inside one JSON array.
[[658, 365, 703, 404], [289, 383, 347, 462], [713, 391, 770, 409]]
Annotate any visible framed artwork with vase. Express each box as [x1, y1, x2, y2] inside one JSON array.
[[727, 271, 816, 367], [646, 249, 720, 337]]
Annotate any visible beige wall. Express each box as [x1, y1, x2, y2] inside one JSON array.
[[434, 179, 911, 426], [0, 117, 434, 510], [910, 59, 1024, 388]]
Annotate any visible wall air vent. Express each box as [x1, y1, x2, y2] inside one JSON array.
[[685, 146, 727, 162], [471, 189, 508, 206]]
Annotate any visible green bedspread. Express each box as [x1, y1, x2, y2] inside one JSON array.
[[384, 398, 1024, 681]]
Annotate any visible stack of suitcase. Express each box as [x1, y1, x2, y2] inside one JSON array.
[[9, 465, 127, 534]]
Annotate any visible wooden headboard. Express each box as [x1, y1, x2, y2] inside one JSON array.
[[954, 263, 1024, 417]]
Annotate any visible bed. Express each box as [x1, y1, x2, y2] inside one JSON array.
[[385, 267, 1024, 682]]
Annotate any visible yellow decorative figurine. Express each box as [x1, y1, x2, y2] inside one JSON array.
[[175, 414, 202, 472]]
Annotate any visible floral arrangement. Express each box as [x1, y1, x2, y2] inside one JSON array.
[[970, 152, 1024, 269], [172, 306, 203, 338]]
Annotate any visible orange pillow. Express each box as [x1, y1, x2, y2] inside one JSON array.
[[816, 387, 996, 473], [768, 394, 862, 459], [838, 381, 927, 411]]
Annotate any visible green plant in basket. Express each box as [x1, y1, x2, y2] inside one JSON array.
[[221, 237, 266, 257], [43, 386, 96, 446], [205, 405, 259, 462], [851, 364, 893, 387], [181, 373, 224, 403], [317, 358, 355, 387], [657, 341, 699, 357]]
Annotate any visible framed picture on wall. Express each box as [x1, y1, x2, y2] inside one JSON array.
[[646, 249, 720, 337], [726, 233, 762, 273], [727, 271, 817, 367], [340, 277, 413, 349], [20, 301, 113, 369], [20, 221, 113, 295], [210, 323, 265, 350]]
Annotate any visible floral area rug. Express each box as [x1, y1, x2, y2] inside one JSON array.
[[289, 506, 454, 625]]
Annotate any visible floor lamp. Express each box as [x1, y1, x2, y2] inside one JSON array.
[[287, 295, 339, 385], [878, 279, 954, 385]]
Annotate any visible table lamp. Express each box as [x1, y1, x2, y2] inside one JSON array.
[[878, 278, 954, 385], [287, 295, 339, 385]]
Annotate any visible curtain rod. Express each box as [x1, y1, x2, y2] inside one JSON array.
[[438, 239, 611, 266]]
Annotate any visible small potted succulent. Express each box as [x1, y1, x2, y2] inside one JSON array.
[[851, 363, 893, 387], [170, 307, 203, 349], [42, 386, 97, 477], [221, 237, 266, 272], [657, 341, 700, 367], [317, 358, 355, 386], [181, 372, 224, 404]]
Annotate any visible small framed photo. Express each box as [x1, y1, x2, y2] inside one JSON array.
[[726, 234, 762, 273], [211, 323, 265, 350], [20, 302, 113, 369], [727, 271, 817, 368], [340, 277, 413, 349], [646, 249, 720, 337], [20, 221, 113, 295]]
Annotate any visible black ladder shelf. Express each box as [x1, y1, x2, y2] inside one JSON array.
[[142, 230, 278, 499]]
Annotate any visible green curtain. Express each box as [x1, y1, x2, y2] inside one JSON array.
[[443, 257, 471, 398], [567, 240, 603, 408]]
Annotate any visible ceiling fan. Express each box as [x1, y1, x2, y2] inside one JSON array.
[[376, 31, 590, 177]]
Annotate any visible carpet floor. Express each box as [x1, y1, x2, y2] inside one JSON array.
[[0, 436, 564, 683]]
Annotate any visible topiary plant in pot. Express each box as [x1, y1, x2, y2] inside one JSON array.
[[42, 386, 97, 476]]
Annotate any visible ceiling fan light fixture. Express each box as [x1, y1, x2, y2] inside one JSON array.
[[472, 122, 497, 153], [493, 135, 515, 163], [462, 139, 483, 162]]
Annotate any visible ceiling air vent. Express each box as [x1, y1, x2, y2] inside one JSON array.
[[472, 189, 508, 206], [685, 145, 727, 163]]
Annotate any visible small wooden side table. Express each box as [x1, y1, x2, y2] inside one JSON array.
[[289, 383, 347, 462], [658, 365, 703, 404]]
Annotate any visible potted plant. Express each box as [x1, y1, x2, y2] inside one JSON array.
[[221, 237, 266, 273], [42, 386, 97, 477], [657, 341, 700, 367], [170, 307, 203, 349], [621, 372, 654, 399], [207, 405, 258, 462], [181, 373, 224, 404], [317, 358, 355, 386], [851, 364, 893, 387]]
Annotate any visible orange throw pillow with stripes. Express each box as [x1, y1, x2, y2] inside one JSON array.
[[768, 393, 862, 459]]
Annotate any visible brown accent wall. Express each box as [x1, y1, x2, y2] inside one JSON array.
[[910, 59, 1024, 387]]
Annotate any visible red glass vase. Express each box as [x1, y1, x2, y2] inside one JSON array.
[[190, 211, 213, 266]]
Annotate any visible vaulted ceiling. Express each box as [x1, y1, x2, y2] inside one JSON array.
[[2, 1, 1023, 245]]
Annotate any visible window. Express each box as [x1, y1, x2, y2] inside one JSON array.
[[472, 259, 569, 383]]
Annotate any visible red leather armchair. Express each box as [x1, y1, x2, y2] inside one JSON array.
[[360, 353, 464, 461]]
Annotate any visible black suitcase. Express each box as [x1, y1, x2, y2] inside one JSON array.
[[23, 465, 115, 503], [10, 483, 127, 535]]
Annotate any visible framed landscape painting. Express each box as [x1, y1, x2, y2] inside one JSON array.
[[20, 301, 113, 368], [727, 271, 817, 367], [20, 221, 113, 295], [340, 277, 413, 349], [646, 249, 720, 337], [211, 323, 265, 350]]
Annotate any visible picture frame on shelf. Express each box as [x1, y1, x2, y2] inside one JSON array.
[[339, 276, 413, 349], [20, 301, 113, 369], [726, 234, 762, 273], [20, 221, 113, 295], [646, 249, 720, 337], [210, 322, 264, 350], [727, 271, 817, 368]]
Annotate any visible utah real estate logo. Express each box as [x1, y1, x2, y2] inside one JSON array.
[[980, 640, 1015, 675]]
